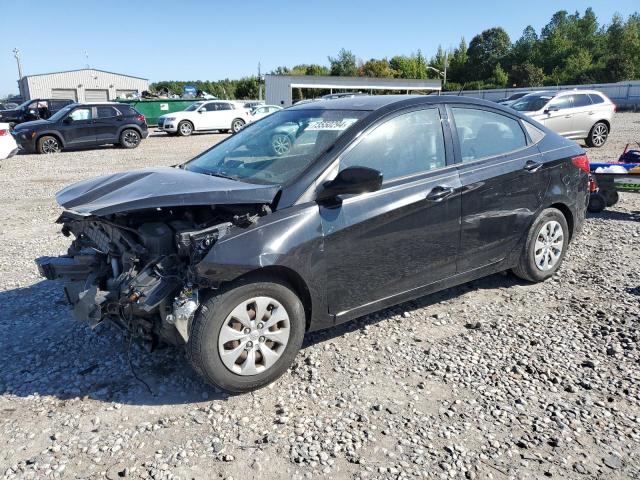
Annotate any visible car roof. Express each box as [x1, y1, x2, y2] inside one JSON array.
[[287, 94, 513, 112]]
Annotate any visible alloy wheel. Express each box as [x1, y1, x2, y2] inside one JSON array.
[[180, 122, 193, 135], [534, 220, 564, 271], [123, 131, 140, 147], [591, 124, 608, 147], [232, 120, 245, 133], [42, 138, 60, 154], [218, 296, 291, 376]]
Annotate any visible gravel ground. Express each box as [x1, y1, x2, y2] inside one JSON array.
[[1, 117, 639, 480]]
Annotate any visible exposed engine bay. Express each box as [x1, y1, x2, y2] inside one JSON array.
[[36, 203, 268, 347]]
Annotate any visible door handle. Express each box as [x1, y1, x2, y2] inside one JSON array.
[[425, 186, 455, 202], [588, 111, 595, 115], [524, 160, 543, 172]]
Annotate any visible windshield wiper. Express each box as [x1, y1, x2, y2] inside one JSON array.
[[202, 171, 237, 181]]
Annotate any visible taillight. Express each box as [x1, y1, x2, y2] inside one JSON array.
[[136, 114, 145, 122], [0, 129, 7, 136], [572, 154, 590, 174]]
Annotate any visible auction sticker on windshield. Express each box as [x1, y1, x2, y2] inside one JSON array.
[[306, 119, 359, 131]]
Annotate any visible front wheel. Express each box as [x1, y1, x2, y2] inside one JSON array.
[[37, 135, 61, 154], [586, 122, 609, 148], [512, 208, 569, 282], [120, 129, 141, 149], [177, 120, 194, 137], [187, 275, 305, 393]]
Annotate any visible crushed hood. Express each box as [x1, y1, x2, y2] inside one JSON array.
[[56, 167, 280, 216]]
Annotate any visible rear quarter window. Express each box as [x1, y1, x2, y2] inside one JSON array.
[[588, 94, 605, 105]]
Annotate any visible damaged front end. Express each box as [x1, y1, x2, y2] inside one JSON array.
[[36, 204, 265, 347]]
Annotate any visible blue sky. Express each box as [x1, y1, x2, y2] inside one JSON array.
[[0, 0, 638, 96]]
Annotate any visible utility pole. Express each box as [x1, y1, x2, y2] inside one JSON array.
[[84, 50, 90, 69], [13, 48, 23, 79], [443, 51, 448, 87], [258, 62, 262, 101]]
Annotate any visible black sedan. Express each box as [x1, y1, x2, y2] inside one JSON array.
[[36, 95, 589, 392]]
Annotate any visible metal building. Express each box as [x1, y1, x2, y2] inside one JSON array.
[[18, 69, 149, 102], [265, 75, 441, 107]]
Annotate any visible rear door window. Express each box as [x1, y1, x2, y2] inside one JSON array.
[[96, 106, 119, 118], [451, 107, 527, 162], [339, 108, 446, 182], [570, 94, 592, 108]]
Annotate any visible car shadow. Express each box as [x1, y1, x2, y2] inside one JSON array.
[[1, 273, 523, 406], [587, 209, 640, 223], [0, 280, 227, 406]]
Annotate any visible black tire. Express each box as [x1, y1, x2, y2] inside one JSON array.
[[231, 118, 245, 134], [585, 121, 609, 148], [119, 129, 141, 149], [37, 135, 61, 154], [177, 120, 194, 137], [187, 274, 305, 393], [512, 208, 569, 283], [602, 189, 619, 207], [587, 193, 607, 213]]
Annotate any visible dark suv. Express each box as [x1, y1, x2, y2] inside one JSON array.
[[37, 95, 588, 392], [13, 103, 148, 154], [0, 98, 74, 126]]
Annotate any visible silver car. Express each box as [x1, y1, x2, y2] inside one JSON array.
[[511, 90, 615, 147]]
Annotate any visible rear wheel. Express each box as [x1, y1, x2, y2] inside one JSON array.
[[177, 120, 194, 137], [120, 129, 141, 149], [586, 122, 609, 148], [187, 275, 305, 393], [512, 208, 569, 282], [231, 118, 245, 133], [37, 135, 61, 154], [602, 189, 619, 207]]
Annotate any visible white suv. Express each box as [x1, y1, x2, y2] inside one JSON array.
[[157, 101, 250, 136], [511, 90, 615, 147]]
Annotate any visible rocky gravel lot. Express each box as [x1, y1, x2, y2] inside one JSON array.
[[1, 116, 639, 480]]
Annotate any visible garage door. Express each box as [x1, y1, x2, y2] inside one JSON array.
[[51, 88, 77, 101], [85, 89, 109, 102]]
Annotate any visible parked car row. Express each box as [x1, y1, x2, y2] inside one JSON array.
[[497, 89, 615, 147], [156, 101, 282, 137]]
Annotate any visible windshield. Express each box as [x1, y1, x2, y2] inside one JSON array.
[[511, 95, 553, 112], [185, 109, 367, 185], [48, 105, 75, 122], [185, 102, 204, 112]]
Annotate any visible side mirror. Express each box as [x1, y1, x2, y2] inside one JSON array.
[[197, 109, 205, 113], [317, 166, 383, 202], [63, 116, 73, 124], [544, 105, 559, 114]]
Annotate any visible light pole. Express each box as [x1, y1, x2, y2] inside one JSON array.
[[13, 48, 23, 79]]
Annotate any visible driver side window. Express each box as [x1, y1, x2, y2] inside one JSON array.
[[339, 108, 446, 182], [69, 108, 92, 121]]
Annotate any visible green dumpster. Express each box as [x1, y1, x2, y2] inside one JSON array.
[[115, 98, 200, 126]]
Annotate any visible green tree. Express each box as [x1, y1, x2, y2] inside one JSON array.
[[328, 48, 359, 76], [234, 77, 259, 99], [490, 64, 508, 87], [509, 62, 545, 87], [360, 58, 397, 77], [467, 27, 512, 80], [447, 38, 468, 83]]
